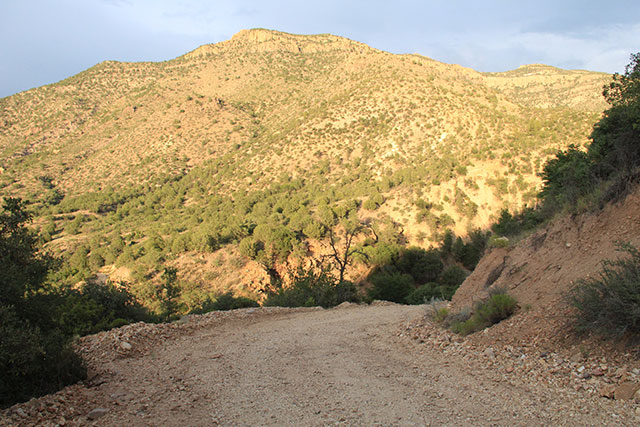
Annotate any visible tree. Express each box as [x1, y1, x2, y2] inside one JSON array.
[[158, 267, 181, 319], [0, 198, 55, 320], [0, 197, 86, 408], [324, 218, 373, 284], [395, 247, 443, 284]]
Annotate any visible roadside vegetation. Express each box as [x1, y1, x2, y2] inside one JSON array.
[[443, 53, 640, 337], [568, 243, 640, 339]]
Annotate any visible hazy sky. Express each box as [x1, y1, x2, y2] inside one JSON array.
[[1, 0, 639, 98]]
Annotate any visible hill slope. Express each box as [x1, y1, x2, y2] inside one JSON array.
[[0, 28, 611, 292]]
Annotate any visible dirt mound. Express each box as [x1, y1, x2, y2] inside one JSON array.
[[450, 187, 640, 359]]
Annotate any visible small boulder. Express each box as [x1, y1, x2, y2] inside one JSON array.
[[614, 382, 640, 400], [599, 384, 615, 399], [120, 341, 132, 351], [87, 408, 109, 420]]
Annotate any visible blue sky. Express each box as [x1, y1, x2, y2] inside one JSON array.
[[1, 0, 639, 98]]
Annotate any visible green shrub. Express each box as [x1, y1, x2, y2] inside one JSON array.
[[568, 243, 640, 338], [430, 306, 449, 324], [488, 235, 510, 248], [405, 282, 440, 304], [368, 272, 414, 303], [0, 305, 86, 409], [439, 265, 468, 288], [55, 281, 151, 336], [450, 290, 518, 335], [396, 247, 443, 283], [210, 291, 259, 311], [264, 268, 357, 308]]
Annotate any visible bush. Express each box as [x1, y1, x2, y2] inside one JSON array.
[[450, 290, 518, 335], [405, 282, 440, 305], [368, 272, 414, 303], [539, 145, 595, 209], [0, 305, 86, 409], [568, 243, 640, 338], [264, 268, 357, 308], [55, 281, 151, 336], [488, 235, 510, 248], [439, 265, 468, 288], [396, 247, 443, 283], [210, 291, 259, 311]]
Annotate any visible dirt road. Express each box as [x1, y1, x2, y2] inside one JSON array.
[[3, 304, 638, 426]]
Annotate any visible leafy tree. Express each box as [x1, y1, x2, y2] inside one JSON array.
[[395, 247, 443, 284], [158, 267, 181, 319], [264, 267, 357, 308], [538, 145, 594, 208], [0, 198, 55, 319], [324, 218, 373, 283], [368, 272, 414, 303], [440, 229, 454, 255], [0, 198, 86, 408]]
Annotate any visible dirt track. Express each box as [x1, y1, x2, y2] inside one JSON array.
[[3, 304, 639, 426]]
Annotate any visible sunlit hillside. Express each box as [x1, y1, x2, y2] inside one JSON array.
[[0, 29, 610, 295]]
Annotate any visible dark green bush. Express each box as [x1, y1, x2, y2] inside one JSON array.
[[568, 243, 640, 338], [405, 282, 440, 305], [538, 145, 595, 209], [55, 281, 151, 336], [396, 247, 443, 283], [209, 291, 259, 311], [439, 265, 468, 288], [0, 304, 86, 409], [450, 290, 518, 335], [264, 268, 357, 308], [491, 207, 545, 238], [368, 272, 414, 303]]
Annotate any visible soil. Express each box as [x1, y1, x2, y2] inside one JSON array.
[[3, 304, 639, 426]]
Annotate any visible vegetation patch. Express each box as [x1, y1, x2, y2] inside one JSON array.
[[449, 289, 518, 336], [568, 243, 640, 339], [263, 267, 358, 308]]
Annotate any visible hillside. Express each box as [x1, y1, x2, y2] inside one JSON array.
[[0, 28, 611, 296], [451, 186, 640, 349]]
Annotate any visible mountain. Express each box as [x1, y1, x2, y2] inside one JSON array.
[[0, 29, 611, 293]]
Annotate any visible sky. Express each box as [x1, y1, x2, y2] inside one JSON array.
[[1, 0, 639, 98]]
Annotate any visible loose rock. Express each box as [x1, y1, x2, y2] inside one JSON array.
[[87, 407, 109, 420]]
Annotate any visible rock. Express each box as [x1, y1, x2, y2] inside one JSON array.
[[120, 341, 132, 351], [87, 407, 109, 420], [599, 384, 615, 399], [13, 407, 27, 417], [484, 347, 495, 359], [615, 367, 628, 378], [335, 302, 355, 309], [570, 352, 584, 363], [614, 382, 640, 401], [592, 368, 604, 377]]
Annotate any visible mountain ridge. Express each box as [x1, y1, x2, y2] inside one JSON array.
[[0, 28, 612, 293]]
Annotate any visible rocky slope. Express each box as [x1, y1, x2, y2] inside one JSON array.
[[441, 186, 640, 402]]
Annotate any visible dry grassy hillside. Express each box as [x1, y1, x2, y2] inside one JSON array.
[[0, 28, 611, 292]]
